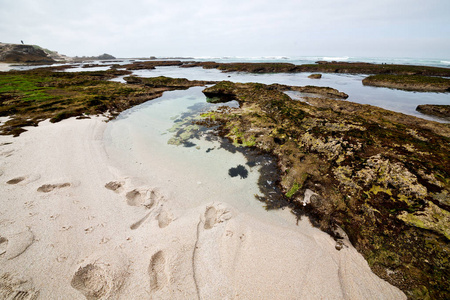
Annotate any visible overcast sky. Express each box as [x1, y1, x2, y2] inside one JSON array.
[[1, 0, 449, 59]]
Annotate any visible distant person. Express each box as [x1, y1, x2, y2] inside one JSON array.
[[21, 40, 24, 44]]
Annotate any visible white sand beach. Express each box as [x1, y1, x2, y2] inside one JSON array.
[[0, 116, 406, 299]]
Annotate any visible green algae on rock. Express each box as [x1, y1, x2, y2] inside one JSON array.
[[0, 70, 214, 136], [201, 81, 450, 299]]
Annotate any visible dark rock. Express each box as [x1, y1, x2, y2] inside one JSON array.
[[228, 165, 248, 179], [97, 53, 115, 60], [72, 53, 116, 62], [335, 240, 344, 251]]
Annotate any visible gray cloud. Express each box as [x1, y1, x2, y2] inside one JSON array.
[[1, 0, 449, 58]]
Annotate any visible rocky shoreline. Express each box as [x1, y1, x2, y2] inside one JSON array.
[[201, 81, 450, 299], [1, 62, 449, 298], [181, 60, 450, 77], [0, 69, 353, 136]]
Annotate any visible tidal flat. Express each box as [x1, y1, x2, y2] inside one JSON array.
[[0, 62, 449, 298]]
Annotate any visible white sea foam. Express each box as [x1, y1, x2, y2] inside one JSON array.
[[321, 56, 350, 61]]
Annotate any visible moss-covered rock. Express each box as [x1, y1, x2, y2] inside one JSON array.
[[0, 70, 215, 136], [201, 81, 450, 299], [398, 201, 450, 239]]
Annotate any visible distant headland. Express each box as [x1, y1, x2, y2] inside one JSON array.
[[0, 42, 115, 63]]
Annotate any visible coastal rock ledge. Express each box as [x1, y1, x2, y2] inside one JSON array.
[[0, 43, 55, 63]]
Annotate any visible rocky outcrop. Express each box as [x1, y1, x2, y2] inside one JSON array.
[[362, 74, 450, 92], [200, 81, 450, 299], [416, 104, 450, 120], [0, 43, 55, 63], [72, 53, 116, 62], [97, 53, 115, 60], [269, 83, 349, 99]]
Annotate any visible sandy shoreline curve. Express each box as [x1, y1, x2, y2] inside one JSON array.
[[0, 117, 406, 299]]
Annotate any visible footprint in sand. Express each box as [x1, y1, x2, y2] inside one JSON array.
[[125, 188, 160, 209], [71, 251, 129, 300], [104, 181, 124, 193], [204, 207, 218, 230], [37, 182, 71, 193], [6, 177, 26, 185], [0, 273, 40, 299], [148, 251, 168, 291], [156, 210, 172, 229], [193, 204, 235, 298], [202, 204, 232, 230], [6, 174, 41, 185], [0, 229, 34, 260]]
